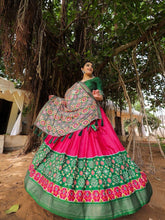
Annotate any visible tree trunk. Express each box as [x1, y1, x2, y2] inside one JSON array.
[[23, 78, 43, 153]]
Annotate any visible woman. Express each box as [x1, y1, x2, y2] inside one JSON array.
[[24, 61, 152, 220]]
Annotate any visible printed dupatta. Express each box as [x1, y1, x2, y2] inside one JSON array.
[[34, 82, 101, 137]]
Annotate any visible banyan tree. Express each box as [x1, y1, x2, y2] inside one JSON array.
[[0, 0, 164, 168]]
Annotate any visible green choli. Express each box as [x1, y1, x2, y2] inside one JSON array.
[[83, 77, 104, 96]]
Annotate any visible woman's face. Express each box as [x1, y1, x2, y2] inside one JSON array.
[[81, 62, 93, 76]]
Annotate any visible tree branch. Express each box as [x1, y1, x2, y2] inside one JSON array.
[[113, 18, 165, 56], [96, 18, 165, 75], [109, 69, 159, 90], [57, 3, 92, 39]]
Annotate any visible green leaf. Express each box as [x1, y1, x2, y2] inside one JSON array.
[[5, 204, 19, 215]]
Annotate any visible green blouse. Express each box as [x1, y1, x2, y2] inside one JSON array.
[[83, 77, 104, 96]]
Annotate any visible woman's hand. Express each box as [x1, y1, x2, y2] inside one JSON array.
[[92, 90, 103, 101], [49, 95, 54, 100]]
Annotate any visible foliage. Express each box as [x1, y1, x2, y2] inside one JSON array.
[[0, 58, 5, 76], [143, 110, 161, 130], [124, 118, 140, 133], [134, 101, 161, 131], [0, 1, 164, 93], [5, 204, 19, 215], [0, 58, 22, 88], [22, 103, 33, 117]]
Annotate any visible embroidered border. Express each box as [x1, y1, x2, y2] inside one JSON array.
[[29, 164, 148, 203]]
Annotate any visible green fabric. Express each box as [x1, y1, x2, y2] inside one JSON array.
[[25, 173, 152, 220], [25, 140, 152, 219], [83, 77, 104, 96], [31, 143, 143, 191], [25, 142, 152, 210]]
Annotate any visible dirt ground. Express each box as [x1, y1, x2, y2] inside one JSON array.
[[0, 145, 165, 220]]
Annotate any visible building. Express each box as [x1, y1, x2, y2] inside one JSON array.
[[0, 77, 31, 135]]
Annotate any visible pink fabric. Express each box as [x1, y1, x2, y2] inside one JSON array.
[[45, 108, 125, 158]]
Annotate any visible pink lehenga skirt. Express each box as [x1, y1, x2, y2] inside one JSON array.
[[24, 108, 152, 220]]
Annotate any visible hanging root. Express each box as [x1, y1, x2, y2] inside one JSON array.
[[110, 60, 135, 154], [132, 46, 156, 173], [150, 32, 165, 77], [36, 20, 46, 80], [15, 0, 30, 48], [16, 0, 29, 31]]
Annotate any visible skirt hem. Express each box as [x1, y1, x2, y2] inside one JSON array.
[[24, 172, 152, 220]]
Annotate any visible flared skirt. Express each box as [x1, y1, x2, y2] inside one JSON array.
[[24, 108, 152, 220]]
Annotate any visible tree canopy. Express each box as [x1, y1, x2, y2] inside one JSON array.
[[0, 1, 164, 151], [0, 0, 164, 102]]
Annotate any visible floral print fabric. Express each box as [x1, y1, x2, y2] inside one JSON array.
[[34, 82, 101, 137], [29, 143, 148, 203]]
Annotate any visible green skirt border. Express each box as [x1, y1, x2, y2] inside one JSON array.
[[24, 171, 152, 220]]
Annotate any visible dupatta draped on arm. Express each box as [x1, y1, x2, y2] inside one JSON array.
[[34, 82, 101, 137]]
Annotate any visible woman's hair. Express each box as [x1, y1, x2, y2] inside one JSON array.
[[81, 60, 93, 68]]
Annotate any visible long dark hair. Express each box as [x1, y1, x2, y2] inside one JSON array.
[[81, 60, 94, 68]]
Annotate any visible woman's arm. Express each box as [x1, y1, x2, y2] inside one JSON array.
[[92, 77, 104, 101]]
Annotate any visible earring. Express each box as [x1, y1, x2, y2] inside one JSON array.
[[82, 70, 85, 74]]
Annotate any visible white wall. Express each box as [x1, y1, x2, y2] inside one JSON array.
[[6, 102, 19, 134]]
